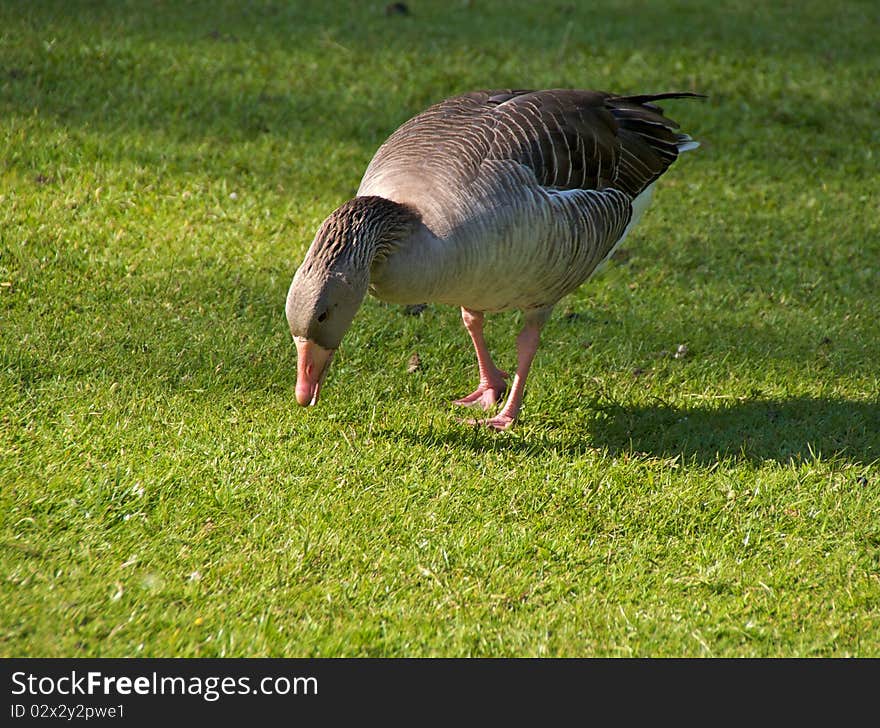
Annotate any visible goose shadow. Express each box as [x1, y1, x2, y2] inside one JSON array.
[[399, 397, 880, 467], [583, 397, 879, 466]]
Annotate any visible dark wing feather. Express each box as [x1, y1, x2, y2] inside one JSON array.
[[480, 89, 700, 197]]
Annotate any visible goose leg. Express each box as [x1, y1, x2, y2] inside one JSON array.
[[468, 308, 551, 431], [453, 307, 509, 410]]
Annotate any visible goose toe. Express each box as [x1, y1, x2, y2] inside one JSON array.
[[453, 384, 507, 410], [459, 414, 516, 431]]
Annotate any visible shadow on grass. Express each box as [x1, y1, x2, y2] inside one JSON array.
[[401, 397, 880, 467], [5, 0, 873, 165], [584, 397, 880, 466]]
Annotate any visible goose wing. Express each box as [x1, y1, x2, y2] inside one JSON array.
[[359, 89, 698, 222], [357, 89, 700, 311], [481, 89, 698, 197]]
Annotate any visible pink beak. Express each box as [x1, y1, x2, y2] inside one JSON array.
[[294, 337, 335, 406]]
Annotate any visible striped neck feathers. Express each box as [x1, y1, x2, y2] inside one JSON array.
[[301, 196, 420, 284], [286, 196, 420, 349]]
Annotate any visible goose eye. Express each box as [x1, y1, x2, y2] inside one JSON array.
[[317, 311, 328, 323]]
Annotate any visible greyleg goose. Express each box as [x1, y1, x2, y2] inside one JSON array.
[[286, 89, 702, 429]]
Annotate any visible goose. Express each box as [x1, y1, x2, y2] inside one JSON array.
[[286, 88, 702, 429]]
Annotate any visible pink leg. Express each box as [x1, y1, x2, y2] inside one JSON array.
[[453, 307, 509, 410], [466, 309, 551, 431]]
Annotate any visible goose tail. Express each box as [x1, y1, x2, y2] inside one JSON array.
[[612, 91, 707, 106], [610, 91, 706, 154], [675, 133, 700, 153]]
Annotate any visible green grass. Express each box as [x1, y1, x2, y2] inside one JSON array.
[[2, 0, 879, 657]]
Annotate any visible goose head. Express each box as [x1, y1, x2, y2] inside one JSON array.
[[286, 196, 419, 407], [286, 266, 366, 406]]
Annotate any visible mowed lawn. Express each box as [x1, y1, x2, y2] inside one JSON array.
[[1, 1, 878, 657]]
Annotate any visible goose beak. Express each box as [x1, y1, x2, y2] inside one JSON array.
[[294, 337, 335, 407]]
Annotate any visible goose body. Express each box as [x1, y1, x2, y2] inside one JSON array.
[[286, 88, 701, 428]]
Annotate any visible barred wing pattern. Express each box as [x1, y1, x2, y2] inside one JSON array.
[[358, 89, 699, 311]]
